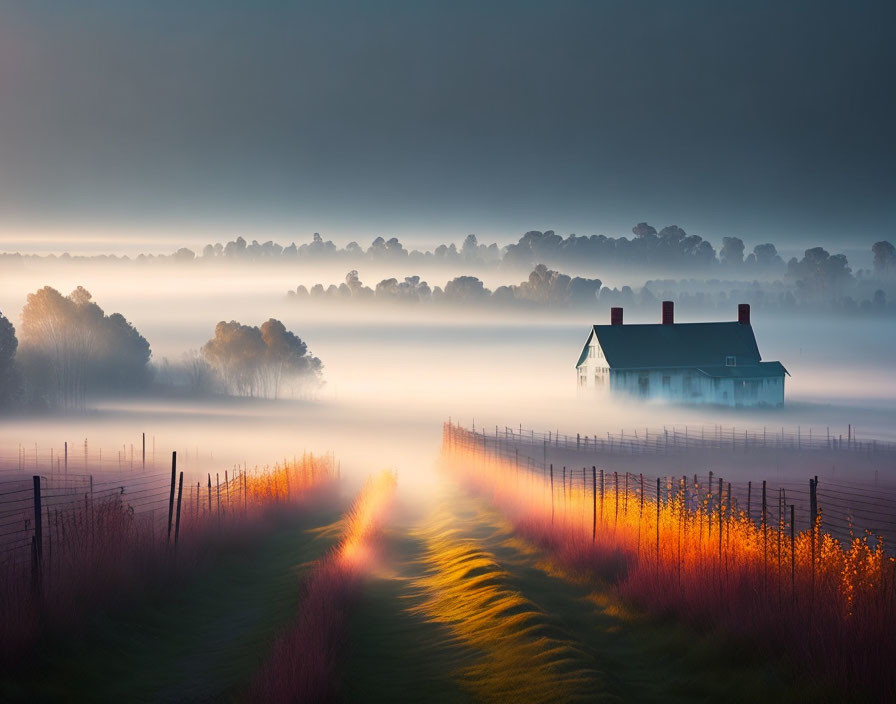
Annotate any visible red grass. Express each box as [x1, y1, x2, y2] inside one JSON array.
[[443, 426, 896, 701], [0, 455, 339, 667], [245, 471, 396, 703]]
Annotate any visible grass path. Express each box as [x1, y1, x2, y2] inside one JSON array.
[[342, 522, 475, 703], [346, 483, 822, 703], [2, 505, 343, 703]]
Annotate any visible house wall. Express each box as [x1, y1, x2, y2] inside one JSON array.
[[576, 331, 610, 395], [609, 368, 785, 407]]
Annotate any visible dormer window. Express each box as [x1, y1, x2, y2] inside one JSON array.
[[726, 356, 736, 366]]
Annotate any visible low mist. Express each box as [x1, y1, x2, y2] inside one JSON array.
[[2, 253, 894, 503]]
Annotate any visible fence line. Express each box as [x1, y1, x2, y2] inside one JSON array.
[[463, 421, 895, 458], [444, 421, 896, 551], [0, 445, 339, 575]]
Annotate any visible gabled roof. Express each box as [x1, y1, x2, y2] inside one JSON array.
[[576, 322, 762, 369]]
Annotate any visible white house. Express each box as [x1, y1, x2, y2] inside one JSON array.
[[576, 302, 788, 407]]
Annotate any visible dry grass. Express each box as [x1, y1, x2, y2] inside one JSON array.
[[0, 454, 339, 666], [443, 434, 896, 701], [245, 471, 396, 703], [410, 504, 610, 703]]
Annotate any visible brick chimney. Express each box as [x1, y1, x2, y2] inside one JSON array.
[[610, 307, 623, 325], [738, 303, 751, 325], [662, 300, 674, 325]]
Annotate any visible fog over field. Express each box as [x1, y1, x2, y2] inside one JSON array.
[[2, 256, 894, 499], [3, 4, 896, 698]]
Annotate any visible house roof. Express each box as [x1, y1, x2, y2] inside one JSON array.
[[696, 361, 790, 378], [576, 322, 764, 369]]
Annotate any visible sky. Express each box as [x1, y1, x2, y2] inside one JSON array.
[[0, 0, 894, 254]]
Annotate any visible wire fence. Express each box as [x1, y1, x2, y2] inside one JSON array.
[[0, 433, 221, 477], [469, 420, 895, 459], [446, 421, 896, 551], [0, 471, 172, 570], [0, 445, 339, 576]]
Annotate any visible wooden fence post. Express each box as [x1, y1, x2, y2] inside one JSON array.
[[809, 476, 817, 597], [656, 477, 661, 566], [167, 452, 177, 542], [549, 464, 554, 525], [747, 481, 752, 521], [592, 466, 597, 543], [718, 477, 723, 560], [790, 503, 795, 599], [623, 473, 629, 517], [614, 472, 619, 526], [207, 474, 212, 514], [174, 472, 184, 547], [762, 479, 768, 591], [582, 466, 586, 504], [32, 475, 43, 562]]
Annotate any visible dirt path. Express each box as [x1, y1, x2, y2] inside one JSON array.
[[345, 483, 818, 703], [342, 521, 474, 703], [3, 506, 343, 703]]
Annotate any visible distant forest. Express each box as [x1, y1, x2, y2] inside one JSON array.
[[3, 224, 893, 278], [0, 289, 322, 412], [287, 242, 896, 316]]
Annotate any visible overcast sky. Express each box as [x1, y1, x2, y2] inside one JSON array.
[[0, 0, 893, 252]]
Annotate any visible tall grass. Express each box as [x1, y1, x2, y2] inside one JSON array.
[[410, 504, 606, 703], [0, 454, 338, 666], [246, 471, 396, 703], [443, 428, 896, 701]]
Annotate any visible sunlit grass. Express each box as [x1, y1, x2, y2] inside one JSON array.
[[246, 471, 396, 703], [442, 425, 896, 700], [410, 505, 609, 703]]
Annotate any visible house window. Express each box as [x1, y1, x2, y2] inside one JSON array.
[[662, 375, 671, 389], [579, 374, 587, 387], [726, 356, 736, 366], [638, 373, 649, 397]]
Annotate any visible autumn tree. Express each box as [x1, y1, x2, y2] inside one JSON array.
[[18, 286, 151, 409], [202, 319, 321, 398], [260, 319, 322, 398]]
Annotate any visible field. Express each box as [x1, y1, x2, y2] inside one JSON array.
[[1, 418, 893, 703], [2, 251, 895, 704], [4, 5, 896, 700]]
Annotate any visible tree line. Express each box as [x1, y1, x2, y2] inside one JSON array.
[[4, 225, 893, 278], [288, 265, 603, 307], [287, 247, 896, 314], [0, 288, 321, 411]]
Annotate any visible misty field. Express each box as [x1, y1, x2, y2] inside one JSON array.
[[1, 274, 895, 701], [4, 1, 896, 700], [1, 417, 893, 703]]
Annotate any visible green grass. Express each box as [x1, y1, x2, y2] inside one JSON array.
[[342, 523, 475, 703], [0, 486, 835, 702], [2, 506, 343, 703], [344, 488, 828, 703]]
